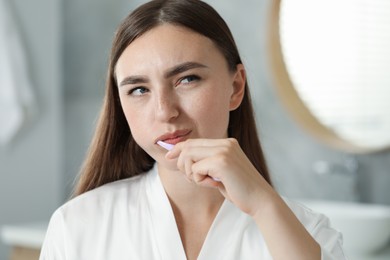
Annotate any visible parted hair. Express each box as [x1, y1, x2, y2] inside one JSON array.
[[74, 0, 272, 196]]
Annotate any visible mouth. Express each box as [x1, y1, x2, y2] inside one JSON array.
[[156, 129, 192, 145]]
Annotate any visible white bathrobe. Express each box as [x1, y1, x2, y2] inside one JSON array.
[[40, 165, 345, 259]]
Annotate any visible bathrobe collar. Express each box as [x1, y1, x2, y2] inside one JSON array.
[[145, 164, 249, 260]]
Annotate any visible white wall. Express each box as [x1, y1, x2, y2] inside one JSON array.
[[0, 0, 62, 258]]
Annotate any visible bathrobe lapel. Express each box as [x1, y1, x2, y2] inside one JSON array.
[[146, 166, 251, 260], [197, 200, 250, 259], [146, 167, 187, 260]]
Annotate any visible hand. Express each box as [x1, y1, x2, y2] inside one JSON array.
[[166, 138, 275, 217], [166, 138, 321, 259]]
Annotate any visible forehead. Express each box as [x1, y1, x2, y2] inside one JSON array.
[[115, 24, 225, 74]]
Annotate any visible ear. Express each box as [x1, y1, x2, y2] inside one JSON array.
[[229, 64, 246, 111]]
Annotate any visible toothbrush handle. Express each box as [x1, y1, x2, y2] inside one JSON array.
[[211, 177, 221, 182]]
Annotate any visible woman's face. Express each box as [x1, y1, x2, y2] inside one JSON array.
[[115, 24, 245, 168]]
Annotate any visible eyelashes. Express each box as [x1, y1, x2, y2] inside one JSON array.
[[178, 74, 201, 85], [127, 87, 149, 96], [125, 74, 201, 96]]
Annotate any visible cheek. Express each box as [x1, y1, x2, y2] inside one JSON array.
[[121, 103, 150, 144], [190, 87, 232, 137]]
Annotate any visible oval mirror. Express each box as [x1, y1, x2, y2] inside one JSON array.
[[268, 0, 390, 153]]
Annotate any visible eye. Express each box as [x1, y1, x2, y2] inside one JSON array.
[[128, 87, 149, 96], [179, 75, 200, 84]]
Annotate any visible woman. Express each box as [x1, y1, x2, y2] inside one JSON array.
[[40, 0, 345, 259]]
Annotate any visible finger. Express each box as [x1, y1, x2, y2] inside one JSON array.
[[184, 157, 194, 179], [167, 146, 219, 175], [192, 171, 221, 188], [192, 171, 208, 183], [166, 138, 231, 159], [175, 149, 198, 181], [191, 156, 223, 183], [174, 146, 227, 170]]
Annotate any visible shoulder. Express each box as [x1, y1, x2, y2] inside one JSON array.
[[60, 173, 147, 216], [71, 174, 145, 202], [43, 173, 149, 240], [47, 172, 150, 231], [40, 172, 153, 259]]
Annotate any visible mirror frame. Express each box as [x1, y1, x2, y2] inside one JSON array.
[[267, 0, 390, 154]]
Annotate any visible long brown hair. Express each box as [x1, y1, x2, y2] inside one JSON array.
[[74, 0, 272, 196]]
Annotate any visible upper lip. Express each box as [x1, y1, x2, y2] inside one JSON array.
[[155, 129, 191, 143]]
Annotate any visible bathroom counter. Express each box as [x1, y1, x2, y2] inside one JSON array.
[[346, 245, 390, 260], [1, 222, 47, 260], [1, 222, 47, 248], [1, 222, 390, 259]]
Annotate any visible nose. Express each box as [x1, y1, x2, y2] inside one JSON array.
[[154, 91, 179, 122]]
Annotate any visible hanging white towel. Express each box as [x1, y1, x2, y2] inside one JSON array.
[[0, 0, 37, 145]]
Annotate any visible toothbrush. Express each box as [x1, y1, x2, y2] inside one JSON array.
[[157, 140, 175, 151], [157, 140, 221, 182]]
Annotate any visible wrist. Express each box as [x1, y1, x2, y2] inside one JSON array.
[[251, 190, 284, 221]]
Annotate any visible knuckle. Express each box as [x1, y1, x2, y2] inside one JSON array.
[[227, 138, 238, 146], [215, 154, 229, 167]]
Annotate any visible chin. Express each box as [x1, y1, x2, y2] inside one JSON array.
[[156, 159, 180, 172]]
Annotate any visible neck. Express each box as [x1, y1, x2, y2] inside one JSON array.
[[157, 163, 225, 217], [156, 163, 224, 260]]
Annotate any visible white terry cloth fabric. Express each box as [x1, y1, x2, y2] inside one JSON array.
[[0, 0, 37, 145], [40, 164, 346, 260]]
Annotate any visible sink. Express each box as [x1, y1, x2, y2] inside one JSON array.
[[297, 199, 390, 255]]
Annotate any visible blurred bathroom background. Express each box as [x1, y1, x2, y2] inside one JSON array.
[[0, 0, 389, 259]]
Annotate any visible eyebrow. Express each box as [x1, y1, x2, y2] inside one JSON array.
[[164, 61, 208, 78], [119, 75, 148, 87], [119, 61, 208, 87]]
